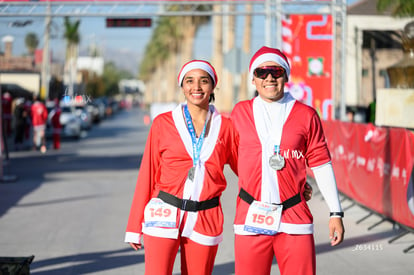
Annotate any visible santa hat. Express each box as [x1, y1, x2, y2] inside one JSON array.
[[178, 60, 218, 88], [249, 46, 290, 80]]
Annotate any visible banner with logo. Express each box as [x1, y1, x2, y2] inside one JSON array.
[[283, 14, 333, 120], [317, 121, 414, 229]]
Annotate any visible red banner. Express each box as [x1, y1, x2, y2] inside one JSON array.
[[285, 14, 333, 120], [320, 121, 414, 229]]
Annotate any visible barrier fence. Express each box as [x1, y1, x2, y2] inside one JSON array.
[[319, 120, 414, 230]]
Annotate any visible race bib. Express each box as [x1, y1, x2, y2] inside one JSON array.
[[244, 201, 283, 235], [144, 198, 177, 228]]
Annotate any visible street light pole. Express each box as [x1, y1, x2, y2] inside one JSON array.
[[0, 84, 18, 183], [40, 0, 51, 100]]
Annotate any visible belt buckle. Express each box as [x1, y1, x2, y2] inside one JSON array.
[[181, 199, 188, 210], [181, 199, 197, 211]]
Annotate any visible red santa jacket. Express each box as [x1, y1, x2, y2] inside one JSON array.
[[31, 101, 48, 126], [125, 104, 238, 246], [231, 95, 332, 235], [51, 107, 62, 132]]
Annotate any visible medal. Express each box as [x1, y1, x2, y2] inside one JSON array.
[[269, 145, 285, 170], [183, 105, 211, 182], [188, 167, 195, 181], [269, 154, 285, 170]]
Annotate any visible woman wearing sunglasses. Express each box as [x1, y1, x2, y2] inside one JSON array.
[[230, 46, 344, 275], [124, 60, 239, 275]]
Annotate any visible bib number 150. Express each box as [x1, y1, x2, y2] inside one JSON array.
[[244, 201, 282, 235], [252, 214, 275, 225]]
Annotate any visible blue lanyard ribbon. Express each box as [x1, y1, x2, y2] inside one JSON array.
[[274, 145, 281, 155], [183, 105, 210, 166]]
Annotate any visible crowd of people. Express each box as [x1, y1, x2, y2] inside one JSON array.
[[124, 46, 344, 275], [1, 92, 61, 153]]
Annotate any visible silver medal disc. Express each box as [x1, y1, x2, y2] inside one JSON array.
[[188, 167, 195, 181], [269, 154, 285, 170]]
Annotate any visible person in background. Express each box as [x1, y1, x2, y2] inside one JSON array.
[[231, 46, 344, 275], [2, 91, 13, 137], [30, 95, 48, 153], [13, 98, 27, 151], [346, 107, 356, 122], [23, 98, 32, 144], [50, 99, 62, 150], [124, 60, 239, 275]]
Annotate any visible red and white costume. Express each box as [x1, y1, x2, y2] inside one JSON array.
[[230, 45, 342, 275], [125, 104, 238, 243], [231, 93, 342, 275], [231, 93, 340, 234], [31, 100, 48, 151], [125, 102, 238, 274], [50, 106, 62, 149], [31, 100, 48, 128], [125, 59, 239, 274]]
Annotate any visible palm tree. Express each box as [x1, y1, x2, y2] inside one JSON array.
[[377, 0, 414, 17], [239, 3, 252, 102], [63, 16, 81, 97], [139, 3, 212, 104], [24, 32, 39, 56]]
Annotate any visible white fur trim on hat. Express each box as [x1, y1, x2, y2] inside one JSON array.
[[178, 60, 217, 88], [249, 53, 290, 80]]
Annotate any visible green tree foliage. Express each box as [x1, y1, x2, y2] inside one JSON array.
[[139, 3, 211, 81], [63, 16, 81, 60], [102, 62, 133, 96], [377, 0, 414, 17], [84, 71, 105, 99], [24, 32, 39, 56]]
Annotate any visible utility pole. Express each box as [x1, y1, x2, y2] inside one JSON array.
[[40, 0, 51, 100], [0, 84, 17, 183]]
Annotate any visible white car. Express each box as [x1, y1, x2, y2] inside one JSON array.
[[74, 105, 93, 130], [47, 106, 82, 139]]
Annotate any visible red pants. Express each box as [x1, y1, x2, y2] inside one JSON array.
[[235, 233, 315, 275], [143, 234, 218, 275], [53, 133, 61, 149]]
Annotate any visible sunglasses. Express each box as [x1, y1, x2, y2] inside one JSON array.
[[253, 66, 285, 79]]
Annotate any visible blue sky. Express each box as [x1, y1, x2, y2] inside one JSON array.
[[1, 0, 362, 75]]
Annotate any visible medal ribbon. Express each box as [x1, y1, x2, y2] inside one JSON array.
[[183, 105, 211, 166], [274, 145, 281, 155]]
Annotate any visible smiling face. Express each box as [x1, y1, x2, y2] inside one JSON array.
[[182, 68, 214, 109], [253, 61, 287, 102]]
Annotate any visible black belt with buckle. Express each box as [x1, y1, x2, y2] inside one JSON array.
[[238, 188, 301, 211], [157, 191, 219, 212]]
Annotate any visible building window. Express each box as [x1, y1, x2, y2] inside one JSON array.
[[379, 69, 388, 77]]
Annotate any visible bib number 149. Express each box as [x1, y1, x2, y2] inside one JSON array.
[[144, 198, 177, 228]]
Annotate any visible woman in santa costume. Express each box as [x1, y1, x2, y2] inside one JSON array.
[[231, 46, 345, 275], [124, 60, 239, 275]]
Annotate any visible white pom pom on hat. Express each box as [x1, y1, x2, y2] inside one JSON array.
[[177, 60, 218, 88], [249, 46, 290, 80]]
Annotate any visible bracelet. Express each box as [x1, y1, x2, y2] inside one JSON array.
[[330, 212, 344, 218]]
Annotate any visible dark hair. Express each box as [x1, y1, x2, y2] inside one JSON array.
[[208, 74, 215, 102]]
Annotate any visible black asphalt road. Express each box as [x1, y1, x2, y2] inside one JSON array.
[[0, 107, 413, 274]]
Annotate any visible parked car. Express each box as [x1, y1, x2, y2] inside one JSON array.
[[46, 106, 82, 139], [74, 105, 93, 130], [86, 101, 105, 123]]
